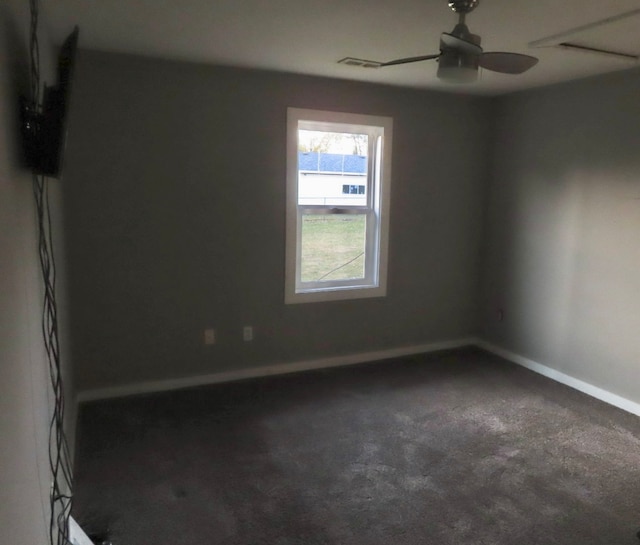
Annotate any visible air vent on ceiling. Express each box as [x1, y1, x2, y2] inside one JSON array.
[[556, 43, 638, 61], [529, 8, 640, 62], [338, 57, 382, 69]]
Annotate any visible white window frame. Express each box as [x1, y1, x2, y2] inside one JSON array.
[[285, 108, 392, 304]]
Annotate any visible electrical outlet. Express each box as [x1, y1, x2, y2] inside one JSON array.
[[204, 328, 216, 345], [243, 326, 253, 342]]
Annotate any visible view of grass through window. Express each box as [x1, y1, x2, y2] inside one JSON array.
[[300, 215, 366, 282]]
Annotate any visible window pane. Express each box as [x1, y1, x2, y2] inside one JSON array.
[[300, 215, 366, 282], [297, 130, 368, 206]]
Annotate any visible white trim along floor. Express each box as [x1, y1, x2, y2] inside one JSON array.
[[76, 337, 640, 418]]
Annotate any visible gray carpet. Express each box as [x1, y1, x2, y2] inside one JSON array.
[[72, 348, 640, 544]]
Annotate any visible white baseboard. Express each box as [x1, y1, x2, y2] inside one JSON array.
[[77, 337, 476, 403], [76, 337, 640, 418], [477, 340, 640, 417]]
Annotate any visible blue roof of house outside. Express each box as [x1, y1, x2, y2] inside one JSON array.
[[298, 152, 366, 174]]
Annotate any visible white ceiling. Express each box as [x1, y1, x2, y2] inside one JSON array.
[[44, 0, 640, 95]]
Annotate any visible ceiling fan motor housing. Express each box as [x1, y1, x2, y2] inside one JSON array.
[[451, 23, 481, 44]]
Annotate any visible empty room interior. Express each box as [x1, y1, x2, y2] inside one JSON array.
[[2, 0, 640, 543]]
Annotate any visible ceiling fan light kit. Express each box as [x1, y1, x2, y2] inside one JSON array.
[[438, 49, 480, 83], [341, 0, 538, 84]]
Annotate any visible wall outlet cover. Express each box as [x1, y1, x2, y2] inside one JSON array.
[[204, 328, 216, 345]]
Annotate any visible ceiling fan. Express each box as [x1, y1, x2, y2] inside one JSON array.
[[339, 0, 539, 83]]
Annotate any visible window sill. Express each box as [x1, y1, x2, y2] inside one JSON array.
[[285, 284, 387, 304]]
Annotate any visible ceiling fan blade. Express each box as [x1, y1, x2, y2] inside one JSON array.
[[441, 33, 483, 54], [380, 54, 440, 67], [479, 52, 539, 74]]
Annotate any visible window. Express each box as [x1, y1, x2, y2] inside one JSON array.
[[285, 108, 393, 304], [342, 185, 366, 195]]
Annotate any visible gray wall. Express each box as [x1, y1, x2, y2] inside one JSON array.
[[0, 2, 73, 542], [481, 68, 640, 405], [64, 51, 492, 392]]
